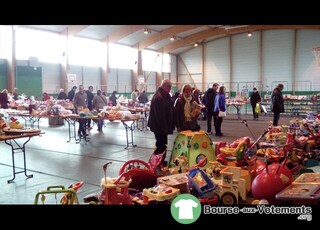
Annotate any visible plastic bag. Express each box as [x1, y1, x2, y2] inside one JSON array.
[[255, 103, 261, 114], [218, 111, 226, 117]]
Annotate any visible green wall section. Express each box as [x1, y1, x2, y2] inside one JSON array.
[[0, 59, 8, 90], [16, 66, 42, 99]]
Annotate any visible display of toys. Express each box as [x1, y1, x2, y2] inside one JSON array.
[[276, 184, 320, 204], [9, 117, 23, 129], [142, 184, 180, 203], [187, 168, 216, 199], [293, 173, 320, 184], [212, 166, 247, 205], [251, 164, 287, 204]]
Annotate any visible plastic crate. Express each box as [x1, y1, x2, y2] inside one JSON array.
[[187, 168, 216, 198]]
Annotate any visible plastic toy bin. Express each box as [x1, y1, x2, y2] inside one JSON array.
[[276, 184, 320, 205], [187, 168, 216, 198]]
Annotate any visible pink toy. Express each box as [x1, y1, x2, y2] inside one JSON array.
[[100, 162, 132, 205], [118, 151, 167, 190]]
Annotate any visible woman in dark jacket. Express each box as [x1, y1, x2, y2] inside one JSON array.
[[250, 87, 261, 120], [270, 84, 284, 126], [0, 89, 9, 109]]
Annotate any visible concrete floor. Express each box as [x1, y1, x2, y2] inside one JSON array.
[[0, 112, 301, 204]]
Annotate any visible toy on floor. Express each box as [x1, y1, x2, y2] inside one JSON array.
[[251, 163, 287, 204], [34, 181, 84, 205], [100, 162, 132, 205], [169, 130, 216, 170], [187, 167, 216, 200], [212, 166, 247, 205], [118, 150, 167, 190], [142, 184, 180, 204]]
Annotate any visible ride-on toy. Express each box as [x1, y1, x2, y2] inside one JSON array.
[[34, 181, 84, 204]]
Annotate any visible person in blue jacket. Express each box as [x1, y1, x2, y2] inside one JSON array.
[[213, 86, 226, 137]]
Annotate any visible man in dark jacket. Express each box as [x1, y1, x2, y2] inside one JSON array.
[[68, 86, 77, 101], [204, 83, 219, 134], [250, 87, 261, 120], [270, 84, 284, 126], [148, 79, 175, 163]]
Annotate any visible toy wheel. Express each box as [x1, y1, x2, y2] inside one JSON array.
[[119, 159, 150, 174], [221, 192, 237, 205]]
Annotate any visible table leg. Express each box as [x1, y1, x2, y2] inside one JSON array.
[[122, 121, 137, 149], [64, 118, 80, 143], [5, 137, 33, 183]]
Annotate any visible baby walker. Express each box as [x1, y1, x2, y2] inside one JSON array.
[[34, 181, 84, 205], [99, 162, 132, 205]]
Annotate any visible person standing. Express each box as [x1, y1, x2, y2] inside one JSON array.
[[68, 86, 77, 101], [12, 88, 18, 100], [57, 88, 68, 100], [73, 85, 88, 137], [270, 84, 284, 126], [174, 84, 200, 132], [86, 86, 94, 129], [42, 92, 51, 101], [214, 86, 226, 137], [93, 90, 108, 131], [138, 90, 148, 104], [250, 87, 261, 120], [109, 90, 117, 106], [131, 89, 139, 104], [148, 79, 175, 163], [204, 83, 219, 135], [0, 89, 9, 109]]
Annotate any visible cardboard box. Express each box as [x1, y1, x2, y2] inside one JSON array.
[[157, 173, 189, 193]]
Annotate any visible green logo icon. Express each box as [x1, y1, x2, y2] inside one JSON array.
[[171, 194, 201, 224]]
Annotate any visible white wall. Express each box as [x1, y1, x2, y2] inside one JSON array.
[[179, 46, 203, 90], [182, 29, 320, 94], [170, 54, 177, 84], [68, 65, 100, 92], [296, 29, 320, 91], [108, 68, 132, 94], [42, 63, 60, 93], [204, 37, 230, 91], [262, 30, 295, 91], [231, 32, 261, 92]]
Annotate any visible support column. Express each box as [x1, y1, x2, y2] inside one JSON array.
[[132, 50, 142, 91], [7, 26, 15, 92], [156, 71, 162, 89], [101, 66, 108, 93]]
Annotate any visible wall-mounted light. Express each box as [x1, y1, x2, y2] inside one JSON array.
[[247, 31, 253, 37], [194, 43, 199, 47], [170, 36, 176, 41]]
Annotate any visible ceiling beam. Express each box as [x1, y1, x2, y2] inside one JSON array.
[[103, 25, 146, 43], [137, 25, 203, 50], [60, 25, 88, 36], [163, 27, 226, 53], [162, 25, 320, 53]]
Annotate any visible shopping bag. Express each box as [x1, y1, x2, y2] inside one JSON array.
[[261, 105, 267, 114], [255, 103, 261, 114], [218, 111, 226, 117]]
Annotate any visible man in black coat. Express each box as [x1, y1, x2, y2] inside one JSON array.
[[204, 83, 219, 135], [270, 84, 284, 126], [148, 79, 175, 163]]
